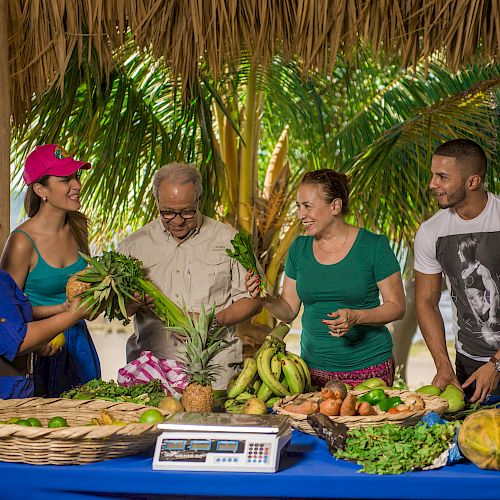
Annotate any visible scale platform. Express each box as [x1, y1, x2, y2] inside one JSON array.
[[152, 412, 292, 473]]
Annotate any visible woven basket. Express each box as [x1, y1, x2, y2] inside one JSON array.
[[0, 398, 169, 465], [273, 389, 448, 434]]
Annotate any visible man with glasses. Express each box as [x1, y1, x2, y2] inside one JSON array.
[[119, 163, 262, 389]]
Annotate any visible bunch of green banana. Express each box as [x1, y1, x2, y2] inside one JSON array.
[[225, 322, 312, 413]]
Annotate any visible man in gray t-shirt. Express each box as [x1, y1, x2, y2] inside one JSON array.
[[414, 139, 500, 403]]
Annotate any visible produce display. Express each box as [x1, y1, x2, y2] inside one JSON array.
[[62, 379, 168, 407], [334, 420, 460, 474], [280, 378, 429, 417], [223, 323, 313, 414]]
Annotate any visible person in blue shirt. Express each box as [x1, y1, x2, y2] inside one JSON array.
[[0, 270, 89, 399]]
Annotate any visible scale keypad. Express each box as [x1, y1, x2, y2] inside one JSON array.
[[247, 442, 270, 464]]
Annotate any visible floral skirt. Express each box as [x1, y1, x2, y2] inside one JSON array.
[[309, 357, 394, 388]]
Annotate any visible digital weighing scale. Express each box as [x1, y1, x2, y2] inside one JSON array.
[[152, 412, 292, 473]]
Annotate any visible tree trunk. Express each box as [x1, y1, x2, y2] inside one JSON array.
[[0, 0, 10, 253]]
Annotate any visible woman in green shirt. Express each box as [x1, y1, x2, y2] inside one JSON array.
[[246, 169, 406, 387]]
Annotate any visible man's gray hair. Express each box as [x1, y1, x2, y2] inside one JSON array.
[[152, 163, 203, 200]]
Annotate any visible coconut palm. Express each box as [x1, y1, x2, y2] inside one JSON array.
[[10, 43, 500, 375]]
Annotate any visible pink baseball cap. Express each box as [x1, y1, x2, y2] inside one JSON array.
[[23, 144, 91, 185]]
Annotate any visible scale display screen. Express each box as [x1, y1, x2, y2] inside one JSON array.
[[216, 441, 239, 452]]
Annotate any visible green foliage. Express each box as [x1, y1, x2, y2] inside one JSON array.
[[226, 230, 266, 295], [335, 421, 460, 474], [61, 379, 166, 407], [77, 251, 186, 327]]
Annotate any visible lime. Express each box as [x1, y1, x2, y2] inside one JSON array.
[[48, 416, 68, 428], [16, 419, 32, 426], [139, 409, 164, 424], [27, 417, 42, 427], [6, 417, 20, 424]]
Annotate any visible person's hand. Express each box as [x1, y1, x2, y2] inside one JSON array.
[[37, 342, 62, 357], [432, 367, 460, 392], [462, 363, 499, 403], [245, 270, 262, 299], [67, 297, 94, 320], [323, 308, 358, 337], [125, 292, 154, 317]]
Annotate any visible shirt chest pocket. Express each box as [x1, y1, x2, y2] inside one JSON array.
[[188, 252, 232, 306]]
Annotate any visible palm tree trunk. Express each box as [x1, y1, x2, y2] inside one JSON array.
[[238, 62, 259, 232]]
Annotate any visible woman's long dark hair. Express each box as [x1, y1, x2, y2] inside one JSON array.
[[24, 175, 90, 255]]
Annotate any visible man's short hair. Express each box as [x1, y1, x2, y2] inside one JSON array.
[[152, 163, 203, 200], [434, 139, 487, 179]]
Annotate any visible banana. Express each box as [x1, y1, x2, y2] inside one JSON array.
[[256, 353, 282, 401], [225, 402, 245, 414], [100, 410, 115, 425], [252, 379, 262, 393], [287, 352, 311, 392], [280, 353, 304, 395], [90, 417, 103, 426], [235, 391, 254, 402], [257, 346, 290, 397], [224, 398, 237, 409], [265, 396, 281, 408], [227, 357, 258, 398]]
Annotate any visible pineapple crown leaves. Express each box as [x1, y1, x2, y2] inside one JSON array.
[[170, 304, 237, 384]]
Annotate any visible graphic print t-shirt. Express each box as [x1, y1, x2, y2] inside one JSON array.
[[414, 193, 500, 361]]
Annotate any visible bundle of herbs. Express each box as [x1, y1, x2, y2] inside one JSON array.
[[334, 421, 460, 474], [68, 251, 187, 328], [226, 230, 266, 296], [62, 379, 167, 407]]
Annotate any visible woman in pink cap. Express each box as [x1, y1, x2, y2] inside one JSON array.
[[0, 144, 101, 397]]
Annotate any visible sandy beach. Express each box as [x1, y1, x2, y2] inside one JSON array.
[[89, 319, 451, 391]]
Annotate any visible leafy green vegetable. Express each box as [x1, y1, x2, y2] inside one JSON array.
[[226, 230, 266, 296], [61, 379, 167, 407], [76, 251, 187, 327], [335, 421, 460, 474]]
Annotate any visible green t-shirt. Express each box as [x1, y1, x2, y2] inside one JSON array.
[[284, 228, 400, 371]]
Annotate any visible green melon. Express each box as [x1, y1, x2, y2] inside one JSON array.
[[458, 409, 500, 471]]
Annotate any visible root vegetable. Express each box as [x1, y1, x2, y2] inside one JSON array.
[[319, 399, 342, 416], [340, 394, 357, 416], [357, 402, 376, 416], [284, 399, 319, 415]]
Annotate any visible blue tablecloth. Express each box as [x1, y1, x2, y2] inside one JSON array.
[[0, 430, 498, 500]]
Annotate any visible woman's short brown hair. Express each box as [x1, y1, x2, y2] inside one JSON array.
[[301, 169, 349, 215]]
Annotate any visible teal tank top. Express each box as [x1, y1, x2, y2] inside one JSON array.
[[13, 230, 87, 307]]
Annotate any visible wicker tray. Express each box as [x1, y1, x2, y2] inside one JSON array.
[[0, 398, 169, 465], [273, 389, 448, 434]]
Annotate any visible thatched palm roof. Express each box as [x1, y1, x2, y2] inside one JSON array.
[[8, 0, 500, 124]]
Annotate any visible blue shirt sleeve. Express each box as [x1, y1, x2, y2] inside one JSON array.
[[0, 271, 31, 361]]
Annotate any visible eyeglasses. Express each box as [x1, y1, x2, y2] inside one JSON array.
[[159, 209, 197, 221]]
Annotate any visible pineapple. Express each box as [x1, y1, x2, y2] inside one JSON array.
[[172, 306, 236, 413]]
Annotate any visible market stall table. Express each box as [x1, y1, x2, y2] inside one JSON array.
[[0, 430, 498, 500]]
